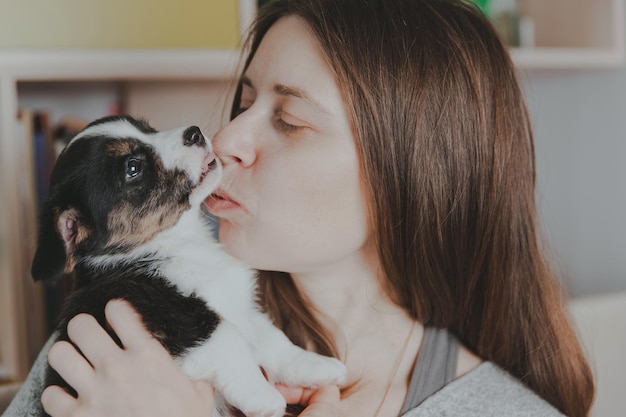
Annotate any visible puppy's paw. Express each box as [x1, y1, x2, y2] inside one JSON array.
[[234, 384, 286, 417], [273, 351, 347, 387]]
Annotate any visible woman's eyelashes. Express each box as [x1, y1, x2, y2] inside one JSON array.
[[273, 110, 307, 136]]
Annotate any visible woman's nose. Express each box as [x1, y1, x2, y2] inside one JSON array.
[[212, 114, 257, 168]]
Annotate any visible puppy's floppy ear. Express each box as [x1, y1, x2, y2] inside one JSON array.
[[31, 206, 86, 283]]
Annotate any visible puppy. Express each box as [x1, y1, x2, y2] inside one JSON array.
[[31, 115, 346, 417]]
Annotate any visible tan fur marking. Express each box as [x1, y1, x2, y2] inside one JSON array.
[[75, 225, 91, 246], [106, 173, 191, 250], [107, 141, 134, 156]]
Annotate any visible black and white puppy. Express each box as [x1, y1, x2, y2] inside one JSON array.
[[32, 115, 346, 417]]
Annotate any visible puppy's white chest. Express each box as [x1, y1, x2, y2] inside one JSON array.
[[160, 241, 256, 310]]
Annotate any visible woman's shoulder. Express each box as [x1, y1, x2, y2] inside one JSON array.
[[402, 361, 565, 417]]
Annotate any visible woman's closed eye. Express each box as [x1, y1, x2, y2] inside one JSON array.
[[274, 110, 309, 136]]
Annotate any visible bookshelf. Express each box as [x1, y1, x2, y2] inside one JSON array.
[[0, 0, 624, 383]]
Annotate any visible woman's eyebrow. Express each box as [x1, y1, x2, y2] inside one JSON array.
[[273, 84, 331, 115], [240, 75, 331, 115]]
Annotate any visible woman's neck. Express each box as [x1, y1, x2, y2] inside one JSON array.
[[289, 248, 406, 342], [289, 249, 424, 409]]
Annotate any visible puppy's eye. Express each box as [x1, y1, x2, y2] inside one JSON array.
[[126, 158, 143, 179]]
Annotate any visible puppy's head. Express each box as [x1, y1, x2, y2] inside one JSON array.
[[31, 115, 221, 283]]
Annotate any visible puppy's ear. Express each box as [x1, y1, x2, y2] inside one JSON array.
[[31, 207, 86, 283]]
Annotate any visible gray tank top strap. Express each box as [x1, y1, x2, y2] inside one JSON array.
[[400, 326, 459, 414]]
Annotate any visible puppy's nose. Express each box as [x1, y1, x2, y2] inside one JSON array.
[[183, 126, 206, 147]]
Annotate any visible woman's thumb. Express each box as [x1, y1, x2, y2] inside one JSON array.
[[300, 385, 340, 417]]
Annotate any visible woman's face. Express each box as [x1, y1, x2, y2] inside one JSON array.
[[207, 16, 370, 274]]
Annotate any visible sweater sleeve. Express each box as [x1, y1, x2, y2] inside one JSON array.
[[1, 333, 57, 417], [402, 362, 564, 417]]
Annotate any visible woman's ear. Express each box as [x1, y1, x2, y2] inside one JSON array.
[[31, 207, 84, 283]]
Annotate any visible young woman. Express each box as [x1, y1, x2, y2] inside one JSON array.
[[5, 1, 594, 416]]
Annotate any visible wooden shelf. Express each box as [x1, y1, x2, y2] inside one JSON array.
[[0, 49, 241, 81], [511, 47, 625, 69]]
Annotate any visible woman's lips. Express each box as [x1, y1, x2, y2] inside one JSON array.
[[204, 189, 244, 214]]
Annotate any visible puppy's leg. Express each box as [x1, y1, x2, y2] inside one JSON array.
[[178, 321, 286, 417], [248, 313, 347, 388]]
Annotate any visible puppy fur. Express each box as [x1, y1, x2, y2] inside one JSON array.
[[32, 115, 346, 417]]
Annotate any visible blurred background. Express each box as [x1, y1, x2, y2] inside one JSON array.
[[0, 0, 625, 415]]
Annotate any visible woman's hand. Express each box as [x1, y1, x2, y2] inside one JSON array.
[[275, 384, 341, 417], [41, 300, 215, 417]]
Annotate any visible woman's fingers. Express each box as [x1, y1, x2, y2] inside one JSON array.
[[275, 385, 340, 417], [104, 299, 158, 351], [41, 384, 78, 417], [66, 313, 120, 369], [43, 300, 216, 417], [301, 385, 340, 417], [275, 384, 312, 405], [47, 340, 95, 395]]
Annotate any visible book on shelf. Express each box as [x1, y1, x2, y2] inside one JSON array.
[[5, 108, 50, 378], [15, 110, 90, 340]]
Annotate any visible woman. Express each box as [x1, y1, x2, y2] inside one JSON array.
[[6, 0, 594, 416]]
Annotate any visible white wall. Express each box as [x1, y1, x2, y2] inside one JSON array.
[[522, 67, 626, 297]]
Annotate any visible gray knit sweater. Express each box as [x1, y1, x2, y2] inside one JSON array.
[[402, 362, 564, 416], [2, 335, 52, 417]]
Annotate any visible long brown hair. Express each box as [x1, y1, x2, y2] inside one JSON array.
[[231, 0, 594, 415]]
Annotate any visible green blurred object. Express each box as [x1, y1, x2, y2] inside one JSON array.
[[468, 0, 491, 16]]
